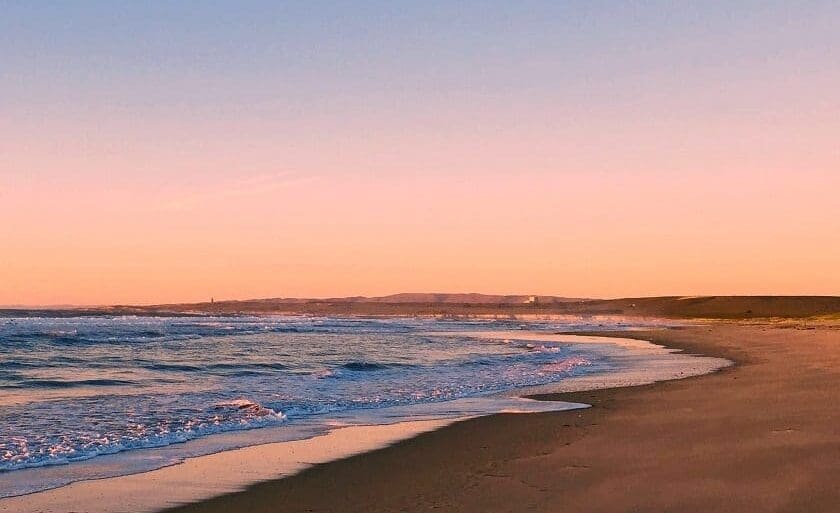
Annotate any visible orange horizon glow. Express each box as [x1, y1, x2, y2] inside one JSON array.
[[5, 163, 839, 306], [2, 3, 839, 306]]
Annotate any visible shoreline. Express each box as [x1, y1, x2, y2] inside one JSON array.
[[0, 419, 459, 513], [156, 322, 840, 513], [0, 331, 727, 513]]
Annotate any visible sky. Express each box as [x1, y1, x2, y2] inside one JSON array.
[[2, 1, 839, 305]]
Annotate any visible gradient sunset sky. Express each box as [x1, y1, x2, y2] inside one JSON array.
[[2, 1, 839, 305]]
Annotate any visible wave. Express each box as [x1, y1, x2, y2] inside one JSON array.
[[0, 316, 439, 350], [1, 378, 138, 389], [142, 362, 203, 372], [339, 361, 397, 372], [211, 399, 284, 418], [0, 399, 285, 473], [0, 361, 47, 370], [206, 362, 288, 371], [139, 362, 290, 376]]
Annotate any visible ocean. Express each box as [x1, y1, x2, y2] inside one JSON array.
[[0, 315, 670, 498]]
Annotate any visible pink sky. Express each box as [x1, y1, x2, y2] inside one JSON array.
[[2, 2, 839, 305]]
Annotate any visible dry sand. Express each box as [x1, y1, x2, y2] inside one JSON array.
[[160, 323, 840, 513]]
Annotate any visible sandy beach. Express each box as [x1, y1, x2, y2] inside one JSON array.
[[8, 1, 839, 510], [157, 322, 840, 513]]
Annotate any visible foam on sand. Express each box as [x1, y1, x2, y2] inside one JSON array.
[[432, 331, 732, 394]]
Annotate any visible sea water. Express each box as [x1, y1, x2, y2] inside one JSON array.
[[0, 315, 665, 497]]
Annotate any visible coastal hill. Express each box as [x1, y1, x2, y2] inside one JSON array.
[[136, 294, 840, 319], [3, 295, 839, 320]]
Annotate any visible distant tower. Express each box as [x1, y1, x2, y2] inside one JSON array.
[[211, 297, 215, 304]]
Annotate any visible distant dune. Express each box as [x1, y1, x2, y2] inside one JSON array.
[[102, 294, 840, 320], [332, 293, 588, 304], [3, 295, 838, 320]]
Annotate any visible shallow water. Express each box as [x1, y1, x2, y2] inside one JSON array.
[[0, 315, 665, 497]]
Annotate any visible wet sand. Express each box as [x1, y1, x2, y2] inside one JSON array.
[[0, 419, 455, 513], [161, 323, 840, 513]]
